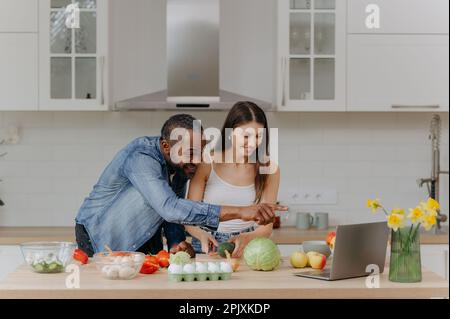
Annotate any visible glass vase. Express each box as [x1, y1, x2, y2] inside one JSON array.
[[389, 227, 422, 283]]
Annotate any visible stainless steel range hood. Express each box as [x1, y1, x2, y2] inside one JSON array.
[[114, 0, 272, 111]]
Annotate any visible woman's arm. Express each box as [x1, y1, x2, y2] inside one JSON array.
[[230, 166, 281, 257]]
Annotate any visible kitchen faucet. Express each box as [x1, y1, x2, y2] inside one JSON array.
[[417, 115, 448, 233]]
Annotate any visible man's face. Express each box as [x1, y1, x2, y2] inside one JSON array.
[[163, 129, 205, 179]]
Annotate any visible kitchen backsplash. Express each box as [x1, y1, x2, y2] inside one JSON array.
[[0, 111, 448, 227]]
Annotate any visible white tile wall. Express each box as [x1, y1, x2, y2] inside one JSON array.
[[0, 111, 448, 227]]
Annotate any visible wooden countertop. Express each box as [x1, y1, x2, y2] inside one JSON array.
[[0, 256, 448, 299], [0, 227, 75, 245], [0, 226, 448, 245], [271, 226, 449, 245]]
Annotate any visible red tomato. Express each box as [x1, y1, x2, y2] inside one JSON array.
[[73, 249, 89, 265], [158, 256, 170, 268], [156, 250, 170, 260]]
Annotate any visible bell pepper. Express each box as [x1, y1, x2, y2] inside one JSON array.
[[140, 256, 160, 274], [73, 249, 89, 265]]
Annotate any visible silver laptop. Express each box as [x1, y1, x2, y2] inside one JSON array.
[[295, 222, 389, 281]]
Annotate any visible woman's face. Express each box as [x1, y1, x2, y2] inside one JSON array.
[[232, 121, 265, 159]]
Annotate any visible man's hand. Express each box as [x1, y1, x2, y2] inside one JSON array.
[[170, 241, 196, 258], [239, 204, 288, 226]]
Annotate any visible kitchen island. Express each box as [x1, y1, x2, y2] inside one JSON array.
[[0, 256, 448, 299]]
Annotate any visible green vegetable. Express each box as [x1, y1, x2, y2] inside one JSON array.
[[243, 237, 281, 271], [218, 242, 235, 258], [170, 251, 191, 265], [32, 261, 64, 273]]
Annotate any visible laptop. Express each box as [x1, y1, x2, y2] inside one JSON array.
[[295, 222, 389, 281]]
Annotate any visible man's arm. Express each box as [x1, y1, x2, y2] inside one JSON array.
[[124, 151, 287, 228], [162, 222, 187, 250], [124, 151, 221, 229]]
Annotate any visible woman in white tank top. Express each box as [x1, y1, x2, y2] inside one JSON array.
[[186, 102, 280, 258]]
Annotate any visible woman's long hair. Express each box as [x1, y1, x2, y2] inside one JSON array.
[[219, 101, 270, 204]]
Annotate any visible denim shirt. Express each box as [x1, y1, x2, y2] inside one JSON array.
[[75, 136, 221, 253]]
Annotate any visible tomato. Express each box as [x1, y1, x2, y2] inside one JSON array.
[[73, 249, 89, 265], [156, 250, 170, 260], [158, 256, 170, 268], [140, 256, 160, 274]]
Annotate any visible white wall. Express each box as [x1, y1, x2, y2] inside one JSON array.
[[0, 111, 448, 227]]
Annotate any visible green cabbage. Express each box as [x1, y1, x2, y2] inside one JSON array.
[[170, 251, 191, 265], [243, 237, 281, 271]]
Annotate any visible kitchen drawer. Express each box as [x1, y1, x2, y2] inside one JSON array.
[[347, 34, 449, 112], [0, 0, 38, 33], [348, 0, 449, 34], [0, 246, 23, 282], [421, 245, 449, 280]]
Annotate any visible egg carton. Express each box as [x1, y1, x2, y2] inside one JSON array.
[[168, 272, 232, 282]]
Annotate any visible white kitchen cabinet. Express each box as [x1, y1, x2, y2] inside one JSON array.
[[277, 0, 346, 111], [0, 0, 38, 33], [39, 0, 109, 111], [421, 245, 449, 281], [0, 34, 39, 111], [0, 246, 23, 282], [348, 35, 449, 112], [348, 0, 449, 35]]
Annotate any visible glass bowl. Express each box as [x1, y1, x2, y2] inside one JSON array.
[[20, 242, 77, 274], [93, 251, 145, 280]]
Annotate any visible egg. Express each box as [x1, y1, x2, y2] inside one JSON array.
[[195, 262, 207, 273], [119, 266, 136, 279], [133, 254, 144, 263], [208, 262, 220, 273], [183, 264, 195, 274], [103, 265, 119, 279], [168, 264, 183, 274], [220, 262, 233, 273]]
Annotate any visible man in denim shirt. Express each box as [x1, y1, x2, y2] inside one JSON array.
[[75, 114, 285, 256]]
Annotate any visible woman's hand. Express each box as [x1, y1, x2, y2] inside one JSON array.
[[197, 230, 219, 254], [229, 233, 253, 258]]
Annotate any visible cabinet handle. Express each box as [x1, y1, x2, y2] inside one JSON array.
[[281, 57, 288, 106], [391, 104, 440, 110], [99, 56, 106, 105]]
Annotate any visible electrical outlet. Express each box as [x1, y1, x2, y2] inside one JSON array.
[[285, 189, 338, 205]]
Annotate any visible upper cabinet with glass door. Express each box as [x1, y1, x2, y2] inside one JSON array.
[[39, 0, 108, 110], [277, 0, 346, 111]]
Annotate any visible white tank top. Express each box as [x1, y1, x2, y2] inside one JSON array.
[[203, 165, 257, 233]]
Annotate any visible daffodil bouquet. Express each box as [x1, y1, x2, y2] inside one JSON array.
[[367, 197, 439, 233], [367, 198, 440, 283]]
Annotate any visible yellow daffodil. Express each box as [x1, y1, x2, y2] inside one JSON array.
[[426, 198, 440, 211], [422, 214, 437, 231], [391, 208, 405, 216], [367, 199, 382, 213], [408, 207, 424, 224], [387, 213, 405, 232], [420, 201, 438, 216]]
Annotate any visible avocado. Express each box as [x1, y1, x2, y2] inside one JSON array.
[[218, 242, 236, 258]]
